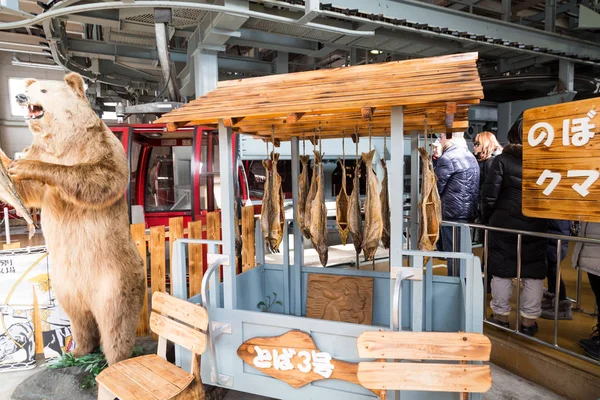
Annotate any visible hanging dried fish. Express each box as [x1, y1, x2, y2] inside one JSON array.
[[336, 159, 350, 245], [418, 147, 442, 254], [297, 155, 311, 239], [348, 162, 363, 255], [234, 198, 242, 258], [361, 149, 383, 261], [304, 153, 319, 239], [260, 152, 284, 252], [380, 158, 391, 249], [309, 151, 328, 267]]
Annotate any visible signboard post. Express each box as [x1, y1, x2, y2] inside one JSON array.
[[523, 97, 600, 221]]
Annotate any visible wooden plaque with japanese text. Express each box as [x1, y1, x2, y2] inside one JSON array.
[[523, 97, 600, 222], [236, 330, 360, 388]]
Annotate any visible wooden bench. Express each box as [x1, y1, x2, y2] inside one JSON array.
[[96, 291, 208, 400], [357, 331, 492, 399]]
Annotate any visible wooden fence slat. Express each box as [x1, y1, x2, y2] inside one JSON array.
[[150, 226, 166, 296], [241, 206, 255, 272], [188, 220, 203, 297], [131, 223, 149, 337], [168, 217, 184, 296], [207, 212, 221, 242], [207, 212, 222, 281]]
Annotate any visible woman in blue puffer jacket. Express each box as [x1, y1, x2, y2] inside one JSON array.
[[435, 131, 480, 275]]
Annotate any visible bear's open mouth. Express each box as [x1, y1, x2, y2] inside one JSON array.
[[23, 104, 44, 120]]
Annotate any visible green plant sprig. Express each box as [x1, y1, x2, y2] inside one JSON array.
[[47, 346, 144, 389], [257, 292, 283, 312]]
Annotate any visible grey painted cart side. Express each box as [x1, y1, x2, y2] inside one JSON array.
[[160, 53, 486, 400]]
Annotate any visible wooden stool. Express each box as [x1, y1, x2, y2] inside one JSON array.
[[96, 291, 208, 400]]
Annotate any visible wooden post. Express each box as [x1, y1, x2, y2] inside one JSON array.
[[241, 206, 255, 272], [131, 223, 149, 337], [168, 217, 184, 295], [188, 220, 203, 297]]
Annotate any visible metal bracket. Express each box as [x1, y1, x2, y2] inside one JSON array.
[[211, 373, 234, 388], [211, 321, 232, 337], [392, 268, 423, 331]]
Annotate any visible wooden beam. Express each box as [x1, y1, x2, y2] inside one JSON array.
[[362, 107, 375, 119], [445, 102, 457, 131], [223, 117, 244, 127], [165, 121, 187, 132], [287, 112, 305, 123]]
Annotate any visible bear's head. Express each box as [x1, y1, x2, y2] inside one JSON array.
[[15, 72, 99, 138]]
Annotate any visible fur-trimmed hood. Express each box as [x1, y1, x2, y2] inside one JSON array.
[[502, 143, 522, 159]]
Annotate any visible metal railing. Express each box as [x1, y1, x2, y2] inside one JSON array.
[[443, 221, 600, 367]]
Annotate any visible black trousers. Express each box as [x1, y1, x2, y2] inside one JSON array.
[[547, 256, 567, 300], [588, 272, 600, 324]]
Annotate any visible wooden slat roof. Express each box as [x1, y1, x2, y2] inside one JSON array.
[[156, 52, 484, 140]]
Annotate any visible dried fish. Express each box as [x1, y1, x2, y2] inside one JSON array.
[[380, 158, 391, 249], [234, 198, 242, 258], [361, 150, 383, 261], [347, 162, 363, 255], [336, 159, 350, 245], [0, 161, 35, 239], [308, 151, 328, 267], [260, 152, 284, 252], [418, 147, 442, 255], [297, 155, 311, 239], [304, 153, 319, 239]]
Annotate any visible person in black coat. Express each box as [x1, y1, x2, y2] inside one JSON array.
[[435, 132, 480, 276], [472, 131, 502, 246], [480, 119, 547, 336]]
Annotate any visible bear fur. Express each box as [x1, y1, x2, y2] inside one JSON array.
[[0, 73, 145, 365]]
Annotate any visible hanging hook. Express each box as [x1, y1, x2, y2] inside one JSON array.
[[383, 128, 388, 160], [424, 113, 429, 159], [302, 132, 306, 156], [318, 123, 322, 155], [354, 125, 359, 162], [368, 117, 372, 151], [342, 130, 345, 163]]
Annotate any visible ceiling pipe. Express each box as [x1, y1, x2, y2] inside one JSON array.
[[11, 55, 64, 70], [154, 8, 180, 102], [0, 1, 375, 36]]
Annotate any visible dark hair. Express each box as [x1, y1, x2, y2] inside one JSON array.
[[507, 115, 523, 145]]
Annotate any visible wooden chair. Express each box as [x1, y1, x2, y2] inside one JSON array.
[[356, 331, 492, 399], [96, 291, 208, 400]]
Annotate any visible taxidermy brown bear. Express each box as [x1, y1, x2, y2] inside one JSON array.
[[0, 72, 145, 365]]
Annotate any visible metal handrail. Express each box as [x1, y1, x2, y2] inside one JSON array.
[[200, 251, 229, 386], [443, 220, 600, 244], [441, 221, 600, 367]]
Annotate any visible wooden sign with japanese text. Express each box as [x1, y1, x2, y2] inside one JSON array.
[[523, 97, 600, 222], [236, 330, 361, 388]]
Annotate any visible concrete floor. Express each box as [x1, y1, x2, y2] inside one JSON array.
[[0, 362, 564, 400]]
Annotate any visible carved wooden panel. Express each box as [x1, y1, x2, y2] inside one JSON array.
[[306, 274, 373, 325]]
